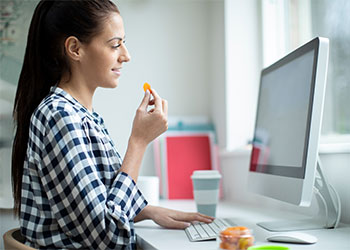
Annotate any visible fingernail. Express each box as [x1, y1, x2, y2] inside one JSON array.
[[185, 222, 191, 228]]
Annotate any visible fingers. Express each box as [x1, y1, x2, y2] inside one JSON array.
[[150, 88, 162, 112], [168, 212, 213, 229], [149, 206, 215, 230], [173, 212, 214, 224], [138, 90, 151, 110], [188, 213, 214, 223], [162, 99, 168, 117], [166, 218, 191, 230], [197, 212, 215, 221], [147, 88, 167, 116]]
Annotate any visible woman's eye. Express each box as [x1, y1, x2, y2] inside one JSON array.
[[112, 44, 121, 49], [112, 41, 125, 49]]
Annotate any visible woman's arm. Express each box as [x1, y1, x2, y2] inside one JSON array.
[[123, 90, 215, 229], [119, 137, 147, 182], [134, 205, 214, 229], [120, 89, 168, 182]]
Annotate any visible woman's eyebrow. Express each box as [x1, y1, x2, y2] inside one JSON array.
[[106, 36, 125, 43]]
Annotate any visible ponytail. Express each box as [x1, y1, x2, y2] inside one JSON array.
[[12, 0, 57, 217], [12, 0, 119, 217]]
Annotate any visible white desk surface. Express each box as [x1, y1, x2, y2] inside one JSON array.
[[135, 200, 350, 250]]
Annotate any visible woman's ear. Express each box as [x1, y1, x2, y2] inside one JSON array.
[[64, 36, 82, 61]]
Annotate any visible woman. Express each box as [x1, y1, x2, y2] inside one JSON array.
[[11, 1, 213, 249]]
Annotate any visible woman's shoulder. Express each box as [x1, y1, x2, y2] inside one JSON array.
[[31, 91, 83, 128]]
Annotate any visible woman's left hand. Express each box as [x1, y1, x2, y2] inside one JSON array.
[[135, 205, 214, 229]]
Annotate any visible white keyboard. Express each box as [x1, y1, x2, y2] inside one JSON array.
[[185, 218, 237, 242]]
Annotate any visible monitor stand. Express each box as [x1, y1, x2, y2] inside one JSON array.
[[257, 156, 341, 232]]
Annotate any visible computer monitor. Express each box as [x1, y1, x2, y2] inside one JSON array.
[[247, 37, 340, 231]]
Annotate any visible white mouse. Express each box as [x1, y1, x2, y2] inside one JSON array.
[[266, 232, 318, 244]]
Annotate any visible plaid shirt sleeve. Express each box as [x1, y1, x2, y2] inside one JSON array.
[[36, 109, 147, 249]]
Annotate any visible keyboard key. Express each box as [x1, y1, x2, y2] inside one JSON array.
[[185, 218, 237, 242], [214, 218, 227, 230], [186, 225, 201, 240], [193, 224, 209, 238], [201, 223, 217, 237], [208, 223, 221, 234]]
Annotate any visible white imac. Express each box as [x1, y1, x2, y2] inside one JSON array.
[[247, 37, 341, 231]]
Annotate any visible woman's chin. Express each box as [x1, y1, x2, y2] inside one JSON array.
[[102, 80, 119, 89]]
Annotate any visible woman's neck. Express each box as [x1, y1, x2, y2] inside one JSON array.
[[58, 74, 95, 113]]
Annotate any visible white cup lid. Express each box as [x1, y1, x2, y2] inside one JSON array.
[[191, 170, 222, 179]]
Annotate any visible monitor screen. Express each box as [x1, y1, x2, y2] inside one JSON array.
[[250, 49, 315, 179], [248, 37, 329, 206]]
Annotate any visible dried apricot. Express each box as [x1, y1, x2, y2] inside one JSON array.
[[143, 82, 151, 92]]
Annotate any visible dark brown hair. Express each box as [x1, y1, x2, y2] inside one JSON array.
[[12, 0, 119, 217]]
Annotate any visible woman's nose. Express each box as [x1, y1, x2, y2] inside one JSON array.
[[119, 45, 131, 63]]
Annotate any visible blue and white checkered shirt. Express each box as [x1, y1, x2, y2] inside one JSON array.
[[20, 86, 147, 249]]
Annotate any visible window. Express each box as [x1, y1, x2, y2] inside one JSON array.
[[261, 0, 350, 139]]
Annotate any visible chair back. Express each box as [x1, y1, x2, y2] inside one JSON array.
[[3, 228, 37, 250]]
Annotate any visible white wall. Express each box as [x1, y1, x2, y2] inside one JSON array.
[[318, 152, 350, 223], [209, 1, 226, 149], [224, 0, 262, 150]]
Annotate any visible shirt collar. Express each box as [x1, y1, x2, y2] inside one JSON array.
[[49, 86, 104, 126]]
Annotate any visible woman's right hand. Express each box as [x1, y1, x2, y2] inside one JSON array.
[[130, 88, 168, 147]]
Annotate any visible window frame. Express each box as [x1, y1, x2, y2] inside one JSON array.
[[260, 0, 350, 151]]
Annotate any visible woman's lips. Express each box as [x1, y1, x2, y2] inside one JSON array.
[[112, 68, 121, 76]]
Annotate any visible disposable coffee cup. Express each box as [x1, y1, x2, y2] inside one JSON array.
[[191, 170, 222, 217]]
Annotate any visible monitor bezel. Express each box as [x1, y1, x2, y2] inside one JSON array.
[[247, 37, 329, 206], [250, 38, 320, 179]]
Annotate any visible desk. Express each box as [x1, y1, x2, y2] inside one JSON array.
[[135, 200, 350, 250]]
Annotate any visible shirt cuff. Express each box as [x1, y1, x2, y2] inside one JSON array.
[[107, 172, 148, 221]]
